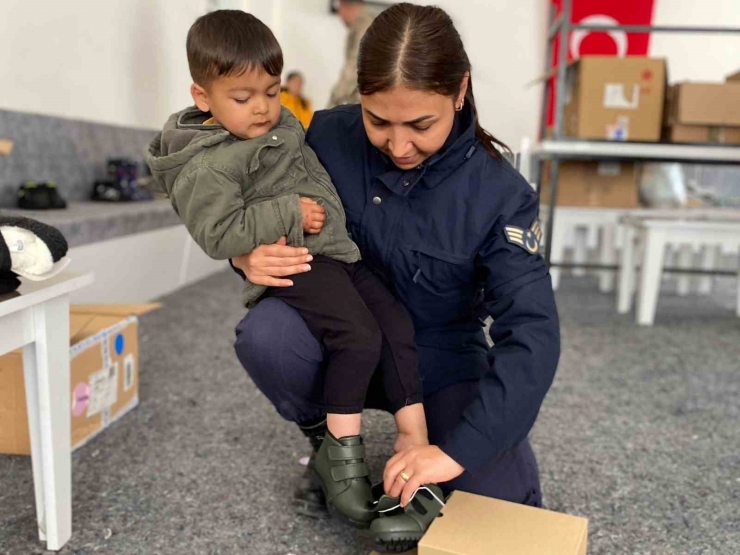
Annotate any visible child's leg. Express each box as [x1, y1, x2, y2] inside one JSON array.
[[394, 403, 429, 452], [266, 256, 382, 438], [350, 263, 427, 448]]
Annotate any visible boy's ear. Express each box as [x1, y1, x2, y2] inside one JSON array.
[[191, 83, 211, 112]]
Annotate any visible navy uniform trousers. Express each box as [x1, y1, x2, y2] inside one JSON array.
[[234, 297, 543, 507]]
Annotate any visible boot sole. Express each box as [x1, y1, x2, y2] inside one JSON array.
[[373, 532, 423, 553], [312, 468, 373, 529]]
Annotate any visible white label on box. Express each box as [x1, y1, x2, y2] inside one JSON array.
[[101, 408, 111, 427], [123, 354, 135, 392], [603, 83, 640, 109], [597, 162, 622, 177], [606, 116, 630, 141], [87, 362, 119, 417]]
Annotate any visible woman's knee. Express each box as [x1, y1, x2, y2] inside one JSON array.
[[234, 298, 326, 422], [235, 298, 322, 367]]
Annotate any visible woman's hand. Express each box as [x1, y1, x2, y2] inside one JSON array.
[[231, 237, 312, 287], [383, 445, 465, 507]]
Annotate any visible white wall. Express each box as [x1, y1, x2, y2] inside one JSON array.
[[650, 0, 740, 83], [276, 0, 547, 150], [278, 0, 348, 111], [3, 0, 737, 142], [0, 0, 208, 129]]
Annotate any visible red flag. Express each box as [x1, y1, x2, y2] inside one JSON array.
[[546, 0, 656, 130]]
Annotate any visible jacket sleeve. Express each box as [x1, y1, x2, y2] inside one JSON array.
[[437, 189, 560, 473], [173, 164, 304, 260]]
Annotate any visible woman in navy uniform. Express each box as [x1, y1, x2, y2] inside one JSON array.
[[232, 3, 559, 507]]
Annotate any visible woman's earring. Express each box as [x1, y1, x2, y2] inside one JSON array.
[[456, 99, 464, 112]]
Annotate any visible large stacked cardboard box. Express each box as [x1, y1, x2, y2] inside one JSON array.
[[664, 79, 740, 145], [547, 56, 665, 208], [563, 56, 667, 142], [540, 161, 641, 209], [0, 304, 159, 455]]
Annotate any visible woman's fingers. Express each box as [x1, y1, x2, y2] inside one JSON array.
[[262, 254, 313, 267], [383, 451, 411, 494], [257, 264, 311, 277], [257, 276, 295, 288], [261, 243, 310, 257], [401, 474, 423, 507]]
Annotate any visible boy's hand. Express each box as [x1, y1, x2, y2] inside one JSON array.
[[301, 197, 325, 234]]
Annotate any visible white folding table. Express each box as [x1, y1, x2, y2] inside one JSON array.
[[0, 271, 94, 551], [616, 216, 740, 326]]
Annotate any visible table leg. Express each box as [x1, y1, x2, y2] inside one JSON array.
[[572, 227, 587, 277], [22, 295, 72, 551], [637, 229, 667, 326], [617, 225, 637, 314], [549, 219, 567, 291], [676, 244, 693, 297], [697, 245, 719, 296], [736, 247, 740, 317], [599, 223, 617, 293]]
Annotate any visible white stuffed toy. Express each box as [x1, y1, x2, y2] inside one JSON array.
[[0, 216, 69, 294]]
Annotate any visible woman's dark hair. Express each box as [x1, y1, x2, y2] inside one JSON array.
[[187, 10, 283, 87], [357, 3, 508, 160]]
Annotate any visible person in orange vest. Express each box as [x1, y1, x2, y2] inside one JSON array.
[[280, 71, 313, 129]]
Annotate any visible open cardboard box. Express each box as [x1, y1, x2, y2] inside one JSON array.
[[0, 304, 160, 454], [371, 491, 587, 555]]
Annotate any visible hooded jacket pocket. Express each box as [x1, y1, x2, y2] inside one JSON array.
[[246, 138, 297, 196], [411, 245, 473, 298]]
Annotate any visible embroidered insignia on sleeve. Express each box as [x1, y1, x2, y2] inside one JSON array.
[[504, 220, 542, 254]]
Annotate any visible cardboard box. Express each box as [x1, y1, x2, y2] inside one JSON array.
[[0, 304, 159, 455], [564, 56, 666, 142], [540, 161, 641, 209], [667, 82, 740, 127], [371, 491, 588, 555], [665, 124, 740, 145]]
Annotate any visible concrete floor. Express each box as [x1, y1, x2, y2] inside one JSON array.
[[1, 270, 739, 555]]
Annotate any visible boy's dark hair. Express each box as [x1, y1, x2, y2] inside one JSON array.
[[187, 10, 283, 87]]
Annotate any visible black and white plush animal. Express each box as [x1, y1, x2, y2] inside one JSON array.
[[0, 216, 69, 295]]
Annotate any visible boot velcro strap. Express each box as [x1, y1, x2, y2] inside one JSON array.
[[331, 463, 369, 482], [328, 444, 365, 461]]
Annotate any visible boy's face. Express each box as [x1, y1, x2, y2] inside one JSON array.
[[191, 68, 282, 140]]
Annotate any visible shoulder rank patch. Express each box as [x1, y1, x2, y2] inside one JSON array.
[[504, 220, 542, 254]]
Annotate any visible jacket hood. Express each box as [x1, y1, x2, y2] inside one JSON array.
[[146, 107, 231, 195], [146, 106, 304, 195]]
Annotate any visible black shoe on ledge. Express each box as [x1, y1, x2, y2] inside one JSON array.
[[17, 181, 67, 210]]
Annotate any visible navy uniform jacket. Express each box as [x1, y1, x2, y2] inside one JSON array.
[[305, 104, 560, 473]]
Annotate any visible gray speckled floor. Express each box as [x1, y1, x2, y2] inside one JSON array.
[[1, 270, 739, 555]]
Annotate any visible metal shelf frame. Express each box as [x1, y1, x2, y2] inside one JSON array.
[[536, 0, 740, 265]]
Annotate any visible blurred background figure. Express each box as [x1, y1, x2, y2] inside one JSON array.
[[327, 0, 375, 108], [281, 71, 313, 129]]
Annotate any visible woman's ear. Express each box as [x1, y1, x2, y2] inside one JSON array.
[[191, 83, 211, 113], [456, 72, 471, 108]]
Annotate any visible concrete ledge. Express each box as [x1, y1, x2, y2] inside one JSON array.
[[0, 200, 181, 248]]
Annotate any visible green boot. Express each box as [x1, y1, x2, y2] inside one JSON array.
[[370, 484, 446, 552], [312, 432, 376, 528]]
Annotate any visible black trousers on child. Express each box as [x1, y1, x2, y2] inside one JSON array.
[[266, 256, 422, 414]]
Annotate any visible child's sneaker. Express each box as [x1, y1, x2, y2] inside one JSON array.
[[313, 432, 376, 528], [370, 484, 445, 552]]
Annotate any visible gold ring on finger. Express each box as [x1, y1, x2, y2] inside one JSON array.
[[400, 471, 411, 482]]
